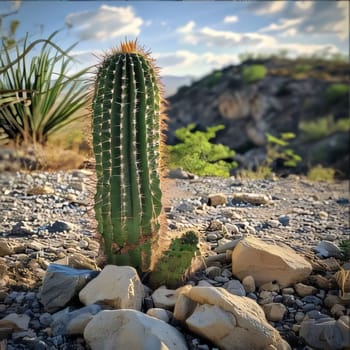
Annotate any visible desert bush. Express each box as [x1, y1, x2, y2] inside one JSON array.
[[299, 115, 350, 141], [242, 64, 267, 83], [266, 132, 302, 168], [0, 31, 91, 144], [307, 164, 335, 181], [339, 240, 350, 261], [168, 123, 237, 177], [204, 70, 223, 87], [325, 83, 349, 104]]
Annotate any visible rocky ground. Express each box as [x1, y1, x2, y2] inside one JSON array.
[[0, 168, 349, 349]]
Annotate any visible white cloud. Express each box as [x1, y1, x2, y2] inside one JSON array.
[[223, 15, 238, 24], [253, 1, 287, 15], [295, 1, 313, 11], [155, 50, 238, 76], [259, 18, 302, 33], [65, 5, 143, 41], [177, 22, 276, 48], [256, 1, 348, 40], [177, 20, 196, 34], [279, 28, 297, 38]]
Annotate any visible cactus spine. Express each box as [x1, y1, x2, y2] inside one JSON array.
[[92, 40, 166, 271]]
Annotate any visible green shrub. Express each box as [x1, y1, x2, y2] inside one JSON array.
[[307, 164, 335, 181], [266, 132, 302, 168], [0, 32, 90, 144], [242, 64, 267, 83], [168, 123, 237, 177], [339, 240, 350, 261], [204, 70, 223, 87], [325, 83, 349, 104], [295, 64, 312, 73], [299, 115, 350, 141]]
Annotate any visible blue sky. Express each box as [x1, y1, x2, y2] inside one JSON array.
[[1, 1, 349, 78]]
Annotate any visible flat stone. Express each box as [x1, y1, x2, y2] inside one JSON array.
[[223, 279, 246, 296], [0, 313, 30, 331], [151, 287, 177, 310], [51, 304, 102, 336], [207, 193, 227, 207], [231, 193, 270, 205], [294, 283, 317, 297], [232, 237, 312, 288], [40, 263, 98, 313], [0, 239, 14, 257], [300, 316, 350, 349], [314, 240, 342, 259]]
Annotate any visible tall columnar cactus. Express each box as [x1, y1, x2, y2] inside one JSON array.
[[92, 40, 166, 272]]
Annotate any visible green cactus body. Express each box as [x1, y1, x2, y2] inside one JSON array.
[[92, 41, 164, 271]]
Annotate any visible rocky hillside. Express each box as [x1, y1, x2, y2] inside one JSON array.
[[166, 58, 350, 177]]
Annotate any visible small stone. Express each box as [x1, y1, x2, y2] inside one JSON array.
[[314, 240, 342, 259], [39, 313, 52, 327], [205, 266, 221, 279], [260, 281, 280, 293], [278, 215, 290, 226], [47, 220, 75, 233], [330, 304, 346, 318], [242, 275, 256, 293], [223, 279, 246, 296], [10, 221, 33, 235], [152, 287, 177, 310], [0, 239, 14, 256], [0, 313, 30, 330], [318, 211, 328, 220], [27, 185, 54, 195], [146, 308, 172, 323], [295, 311, 305, 323], [282, 287, 295, 295], [294, 283, 317, 297], [231, 192, 270, 205], [207, 193, 227, 207], [263, 303, 287, 322]]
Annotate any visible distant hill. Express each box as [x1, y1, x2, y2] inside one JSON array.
[[161, 75, 195, 97], [166, 58, 350, 177]]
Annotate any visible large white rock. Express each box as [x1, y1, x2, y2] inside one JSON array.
[[84, 309, 187, 350], [79, 265, 144, 310], [175, 286, 290, 350], [232, 237, 312, 288]]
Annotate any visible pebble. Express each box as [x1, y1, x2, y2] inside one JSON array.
[[0, 171, 348, 349]]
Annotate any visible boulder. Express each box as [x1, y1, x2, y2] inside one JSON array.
[[40, 263, 99, 313], [232, 237, 312, 288], [79, 265, 144, 310], [84, 309, 187, 350], [175, 286, 290, 350]]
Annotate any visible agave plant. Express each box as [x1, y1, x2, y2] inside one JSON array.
[[0, 31, 91, 144]]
